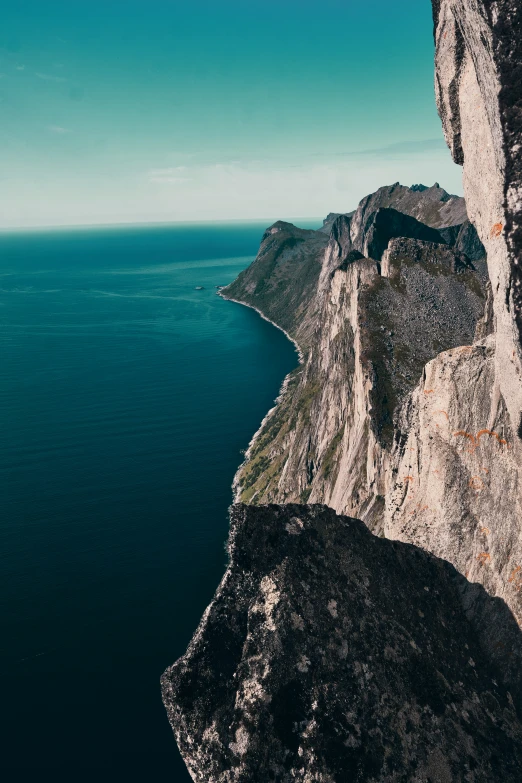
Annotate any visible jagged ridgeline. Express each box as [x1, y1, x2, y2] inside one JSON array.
[[222, 183, 487, 524]]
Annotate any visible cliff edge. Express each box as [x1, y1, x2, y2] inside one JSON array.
[[162, 504, 522, 782]]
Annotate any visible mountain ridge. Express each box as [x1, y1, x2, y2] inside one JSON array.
[[222, 183, 487, 529]]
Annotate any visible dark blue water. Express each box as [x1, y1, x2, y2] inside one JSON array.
[[0, 223, 315, 781]]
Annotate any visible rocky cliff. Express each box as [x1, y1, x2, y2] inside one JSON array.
[[224, 185, 487, 532], [384, 0, 522, 627], [221, 0, 522, 627], [163, 2, 522, 778], [162, 504, 522, 782]]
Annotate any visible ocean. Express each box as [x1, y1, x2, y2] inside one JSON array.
[[0, 222, 317, 781]]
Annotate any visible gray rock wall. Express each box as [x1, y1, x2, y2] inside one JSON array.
[[433, 0, 522, 446], [384, 0, 522, 630]]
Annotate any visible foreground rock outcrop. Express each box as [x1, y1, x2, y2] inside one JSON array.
[[162, 504, 522, 782]]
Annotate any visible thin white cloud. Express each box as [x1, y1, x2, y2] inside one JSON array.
[[16, 65, 25, 71], [35, 72, 67, 83], [311, 139, 447, 160], [48, 125, 71, 134], [149, 176, 189, 184], [147, 167, 189, 184], [148, 166, 187, 176]]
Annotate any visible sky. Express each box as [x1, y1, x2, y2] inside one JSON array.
[[0, 0, 464, 228]]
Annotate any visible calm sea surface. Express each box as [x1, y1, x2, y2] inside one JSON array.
[[0, 222, 317, 781]]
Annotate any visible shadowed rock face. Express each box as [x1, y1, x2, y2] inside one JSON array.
[[360, 207, 448, 262], [385, 335, 522, 628], [162, 504, 522, 783], [351, 181, 467, 230]]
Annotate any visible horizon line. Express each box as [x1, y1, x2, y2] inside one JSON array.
[[0, 215, 327, 234]]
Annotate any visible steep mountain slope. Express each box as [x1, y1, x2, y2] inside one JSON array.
[[162, 504, 522, 783], [224, 222, 328, 353], [223, 187, 487, 529]]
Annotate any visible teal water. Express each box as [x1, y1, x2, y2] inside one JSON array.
[[0, 223, 316, 781]]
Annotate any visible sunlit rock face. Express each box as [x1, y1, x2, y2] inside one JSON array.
[[384, 0, 522, 627], [432, 0, 522, 441], [162, 504, 522, 783], [222, 185, 486, 532]]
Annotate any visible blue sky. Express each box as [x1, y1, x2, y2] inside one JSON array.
[[0, 0, 463, 228]]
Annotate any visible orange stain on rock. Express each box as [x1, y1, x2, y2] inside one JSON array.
[[479, 527, 490, 536], [454, 431, 476, 450], [469, 476, 484, 490], [490, 222, 503, 238], [477, 552, 491, 565], [424, 389, 434, 395], [476, 429, 509, 448], [508, 565, 521, 583]]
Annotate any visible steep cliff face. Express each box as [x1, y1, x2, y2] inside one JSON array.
[[382, 0, 522, 626], [432, 0, 522, 444], [224, 221, 328, 354], [224, 188, 486, 529], [385, 335, 522, 625], [162, 504, 522, 783]]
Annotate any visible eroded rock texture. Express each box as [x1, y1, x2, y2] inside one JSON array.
[[162, 504, 522, 783], [386, 335, 522, 624], [432, 0, 522, 440], [382, 0, 522, 627], [223, 189, 486, 530]]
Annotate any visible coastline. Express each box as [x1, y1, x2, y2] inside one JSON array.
[[219, 289, 304, 502], [218, 290, 305, 364]]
